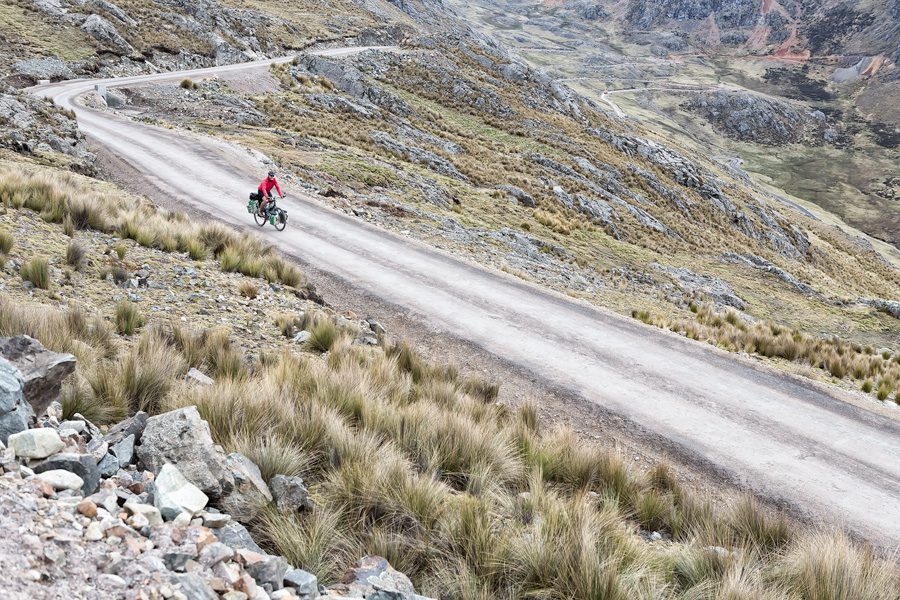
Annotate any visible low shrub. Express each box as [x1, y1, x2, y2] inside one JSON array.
[[238, 280, 259, 299], [115, 300, 145, 335], [185, 238, 208, 261], [21, 257, 50, 289], [0, 229, 13, 254], [306, 319, 338, 353], [65, 240, 86, 270]]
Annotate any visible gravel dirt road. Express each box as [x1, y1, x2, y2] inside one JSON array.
[[30, 50, 900, 549]]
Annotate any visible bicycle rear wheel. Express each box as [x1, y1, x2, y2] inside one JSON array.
[[254, 210, 267, 227], [274, 208, 288, 231]]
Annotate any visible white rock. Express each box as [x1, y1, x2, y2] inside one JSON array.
[[185, 368, 214, 386], [35, 469, 84, 491], [8, 428, 64, 459], [128, 513, 149, 529], [124, 500, 163, 526], [154, 463, 208, 520], [200, 511, 231, 528]]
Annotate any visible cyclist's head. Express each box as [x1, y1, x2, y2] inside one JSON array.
[[268, 170, 276, 179]]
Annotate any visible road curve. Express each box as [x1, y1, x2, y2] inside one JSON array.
[[30, 51, 900, 548]]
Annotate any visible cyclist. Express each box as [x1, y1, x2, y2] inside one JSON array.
[[257, 170, 284, 216]]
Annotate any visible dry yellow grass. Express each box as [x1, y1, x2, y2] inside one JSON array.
[[0, 164, 307, 290], [636, 303, 900, 401]]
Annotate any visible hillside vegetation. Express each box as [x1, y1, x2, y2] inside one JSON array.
[[0, 160, 898, 599], [119, 34, 900, 357]]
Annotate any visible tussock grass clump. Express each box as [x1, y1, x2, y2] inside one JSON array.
[[275, 313, 302, 337], [180, 78, 197, 90], [776, 532, 898, 600], [203, 327, 246, 380], [238, 280, 259, 299], [60, 374, 126, 424], [876, 379, 894, 401], [0, 229, 13, 254], [121, 331, 186, 413], [114, 243, 127, 260], [0, 298, 114, 360], [115, 300, 145, 335], [65, 240, 86, 270], [185, 238, 208, 261], [21, 257, 50, 289], [306, 319, 339, 352]]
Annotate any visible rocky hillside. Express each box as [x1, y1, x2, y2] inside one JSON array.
[[2, 0, 412, 84], [112, 27, 900, 351], [0, 85, 95, 173], [444, 0, 900, 253], [618, 0, 900, 61], [1, 0, 898, 352], [0, 344, 432, 599]]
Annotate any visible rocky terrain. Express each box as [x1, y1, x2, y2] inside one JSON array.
[[0, 1, 897, 593], [683, 89, 842, 146], [0, 85, 95, 173], [0, 179, 895, 597]]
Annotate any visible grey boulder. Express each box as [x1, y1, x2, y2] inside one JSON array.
[[270, 475, 313, 512], [0, 358, 32, 444], [154, 463, 209, 521], [222, 452, 272, 515], [326, 556, 429, 599], [0, 335, 76, 416], [137, 406, 234, 499], [236, 549, 288, 591], [104, 410, 148, 446], [284, 568, 319, 599]]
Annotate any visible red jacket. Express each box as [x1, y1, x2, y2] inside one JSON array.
[[258, 176, 282, 197]]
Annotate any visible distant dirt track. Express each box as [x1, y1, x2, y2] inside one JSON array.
[[30, 49, 900, 550]]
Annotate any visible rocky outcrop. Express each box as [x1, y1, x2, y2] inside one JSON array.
[[654, 264, 746, 309], [371, 131, 469, 182], [684, 90, 839, 146], [862, 298, 900, 319], [626, 0, 761, 30], [0, 86, 95, 173], [294, 55, 413, 117], [13, 57, 75, 82], [496, 184, 536, 208], [81, 14, 135, 55], [722, 253, 816, 295]]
